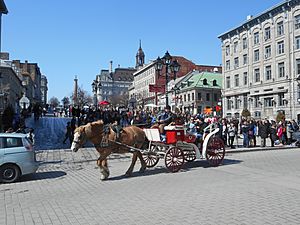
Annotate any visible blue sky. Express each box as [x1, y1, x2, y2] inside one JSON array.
[[3, 0, 281, 101]]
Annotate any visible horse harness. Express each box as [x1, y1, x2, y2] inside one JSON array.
[[95, 124, 144, 153]]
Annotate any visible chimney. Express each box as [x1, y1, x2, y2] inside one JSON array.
[[247, 15, 253, 20], [23, 60, 28, 73], [109, 60, 113, 73]]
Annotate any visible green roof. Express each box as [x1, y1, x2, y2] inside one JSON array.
[[179, 71, 222, 91]]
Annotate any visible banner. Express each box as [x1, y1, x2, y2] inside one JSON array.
[[149, 84, 165, 93]]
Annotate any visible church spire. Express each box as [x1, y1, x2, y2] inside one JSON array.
[[136, 40, 145, 68]]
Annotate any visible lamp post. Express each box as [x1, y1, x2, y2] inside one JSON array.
[[92, 79, 101, 106], [297, 75, 300, 102], [155, 51, 181, 108]]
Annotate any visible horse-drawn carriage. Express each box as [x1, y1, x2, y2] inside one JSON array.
[[71, 120, 225, 180], [142, 123, 225, 172]]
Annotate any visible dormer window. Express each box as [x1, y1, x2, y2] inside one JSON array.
[[203, 79, 208, 85], [212, 80, 217, 86]]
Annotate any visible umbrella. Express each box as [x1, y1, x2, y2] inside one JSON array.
[[99, 100, 110, 105]]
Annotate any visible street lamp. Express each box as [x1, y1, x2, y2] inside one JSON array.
[[92, 79, 101, 106], [296, 75, 300, 102], [155, 51, 181, 108]]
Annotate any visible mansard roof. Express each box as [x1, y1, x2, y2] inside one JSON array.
[[218, 0, 300, 40]]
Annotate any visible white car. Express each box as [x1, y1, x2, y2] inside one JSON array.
[[0, 133, 39, 183]]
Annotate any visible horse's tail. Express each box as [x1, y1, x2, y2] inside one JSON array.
[[141, 133, 149, 150]]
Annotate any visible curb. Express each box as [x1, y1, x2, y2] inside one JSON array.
[[225, 146, 298, 154]]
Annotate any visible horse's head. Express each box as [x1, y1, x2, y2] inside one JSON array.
[[71, 120, 105, 152], [71, 126, 87, 152]]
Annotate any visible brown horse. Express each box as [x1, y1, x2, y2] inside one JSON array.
[[71, 120, 147, 180]]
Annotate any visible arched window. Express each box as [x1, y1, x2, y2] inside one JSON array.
[[203, 79, 208, 85], [213, 80, 217, 86]]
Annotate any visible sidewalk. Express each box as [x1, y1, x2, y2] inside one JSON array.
[[225, 136, 298, 154]]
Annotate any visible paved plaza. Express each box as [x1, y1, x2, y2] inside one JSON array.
[[1, 147, 300, 225]]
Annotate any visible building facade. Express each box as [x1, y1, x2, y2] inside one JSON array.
[[12, 60, 43, 105], [0, 61, 23, 113], [219, 0, 300, 120], [132, 55, 222, 109], [175, 71, 222, 114], [94, 66, 136, 106]]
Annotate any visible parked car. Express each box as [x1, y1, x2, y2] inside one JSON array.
[[0, 133, 39, 183]]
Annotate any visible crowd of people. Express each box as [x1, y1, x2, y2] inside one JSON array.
[[63, 105, 300, 148]]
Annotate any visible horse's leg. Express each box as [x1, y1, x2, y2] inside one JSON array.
[[96, 149, 111, 180], [125, 151, 138, 177], [136, 151, 146, 173]]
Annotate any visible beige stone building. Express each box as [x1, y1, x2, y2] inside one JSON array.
[[219, 0, 300, 120]]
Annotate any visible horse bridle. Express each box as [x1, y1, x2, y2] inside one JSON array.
[[73, 130, 87, 147]]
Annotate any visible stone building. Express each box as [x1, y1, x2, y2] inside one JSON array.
[[219, 0, 300, 120], [132, 55, 222, 109], [174, 71, 222, 114], [0, 60, 23, 113], [94, 63, 136, 106], [12, 60, 43, 105]]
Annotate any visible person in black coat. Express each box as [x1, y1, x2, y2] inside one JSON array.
[[258, 120, 269, 147], [269, 122, 278, 147]]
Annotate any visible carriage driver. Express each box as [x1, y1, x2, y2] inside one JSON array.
[[158, 105, 174, 134]]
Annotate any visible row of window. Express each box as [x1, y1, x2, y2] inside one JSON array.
[[226, 94, 285, 110], [179, 92, 219, 102], [135, 68, 155, 82], [225, 21, 285, 56], [226, 62, 286, 88], [135, 77, 155, 90], [225, 41, 286, 70]]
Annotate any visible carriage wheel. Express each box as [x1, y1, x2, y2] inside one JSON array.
[[206, 137, 225, 166], [184, 149, 196, 162], [142, 145, 160, 168], [165, 146, 185, 172]]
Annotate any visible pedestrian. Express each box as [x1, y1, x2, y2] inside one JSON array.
[[228, 122, 236, 149], [276, 121, 283, 144], [27, 128, 35, 145], [259, 119, 269, 147], [286, 121, 294, 145], [248, 120, 256, 147], [63, 122, 73, 144], [269, 122, 278, 147], [241, 120, 250, 148]]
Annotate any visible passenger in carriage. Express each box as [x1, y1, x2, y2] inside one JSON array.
[[158, 105, 173, 134]]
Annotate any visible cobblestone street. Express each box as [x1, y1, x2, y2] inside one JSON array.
[[1, 148, 300, 225]]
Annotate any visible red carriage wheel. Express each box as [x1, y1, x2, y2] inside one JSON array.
[[165, 146, 185, 172], [142, 145, 160, 168], [184, 149, 196, 162], [205, 137, 225, 166]]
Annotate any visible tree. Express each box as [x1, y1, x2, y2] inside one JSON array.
[[109, 93, 129, 107], [276, 111, 285, 122], [61, 97, 70, 108], [49, 97, 60, 108], [70, 86, 92, 107], [241, 109, 251, 118]]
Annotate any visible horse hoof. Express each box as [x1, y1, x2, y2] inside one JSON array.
[[125, 172, 132, 177], [139, 167, 146, 173], [100, 174, 109, 180]]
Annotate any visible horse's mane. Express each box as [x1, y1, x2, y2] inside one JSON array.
[[74, 120, 104, 133]]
